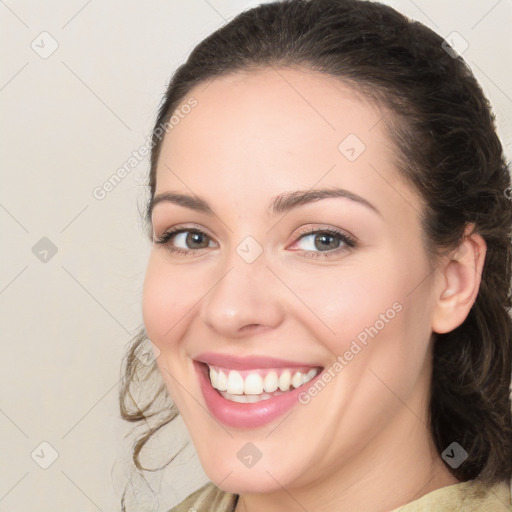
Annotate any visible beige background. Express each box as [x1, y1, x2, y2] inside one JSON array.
[[1, 1, 511, 511]]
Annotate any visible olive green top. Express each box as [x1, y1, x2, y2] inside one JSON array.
[[168, 478, 511, 511]]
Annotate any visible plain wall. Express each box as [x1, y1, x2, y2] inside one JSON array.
[[1, 1, 511, 511]]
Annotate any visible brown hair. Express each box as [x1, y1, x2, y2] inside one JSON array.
[[119, 0, 512, 507]]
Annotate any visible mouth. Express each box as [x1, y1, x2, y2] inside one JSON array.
[[193, 358, 324, 429], [205, 363, 322, 403]]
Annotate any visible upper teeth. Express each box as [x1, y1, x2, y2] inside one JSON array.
[[208, 366, 320, 395]]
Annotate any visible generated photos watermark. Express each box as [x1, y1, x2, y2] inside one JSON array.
[[298, 301, 403, 405], [92, 96, 198, 201]]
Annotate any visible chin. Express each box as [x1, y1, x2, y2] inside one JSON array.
[[198, 451, 303, 495]]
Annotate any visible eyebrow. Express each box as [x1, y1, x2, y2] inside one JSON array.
[[148, 187, 381, 220]]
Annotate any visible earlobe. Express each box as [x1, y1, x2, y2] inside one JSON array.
[[431, 226, 487, 334]]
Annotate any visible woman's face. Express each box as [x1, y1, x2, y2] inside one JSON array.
[[142, 67, 441, 495]]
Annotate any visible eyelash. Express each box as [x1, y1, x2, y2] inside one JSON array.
[[153, 225, 357, 260]]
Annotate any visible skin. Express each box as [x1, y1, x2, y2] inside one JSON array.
[[142, 66, 486, 512]]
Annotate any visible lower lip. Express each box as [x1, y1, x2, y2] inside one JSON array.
[[194, 361, 323, 429]]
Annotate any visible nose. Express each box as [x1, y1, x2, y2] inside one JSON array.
[[200, 252, 286, 338]]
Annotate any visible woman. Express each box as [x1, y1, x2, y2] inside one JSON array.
[[120, 0, 512, 510]]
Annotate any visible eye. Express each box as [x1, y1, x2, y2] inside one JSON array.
[[154, 227, 215, 256], [289, 226, 357, 259]]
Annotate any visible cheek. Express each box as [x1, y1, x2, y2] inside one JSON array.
[[299, 255, 430, 368], [319, 261, 434, 410], [282, 258, 405, 353], [141, 254, 196, 349], [142, 256, 202, 410]]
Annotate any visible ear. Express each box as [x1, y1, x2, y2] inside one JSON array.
[[431, 224, 487, 334]]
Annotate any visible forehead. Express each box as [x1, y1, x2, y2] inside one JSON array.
[[155, 66, 419, 220], [164, 66, 383, 158]]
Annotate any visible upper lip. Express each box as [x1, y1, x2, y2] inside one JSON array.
[[195, 352, 323, 371]]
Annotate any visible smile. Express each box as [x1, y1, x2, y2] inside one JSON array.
[[193, 353, 324, 428], [208, 365, 321, 403]]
